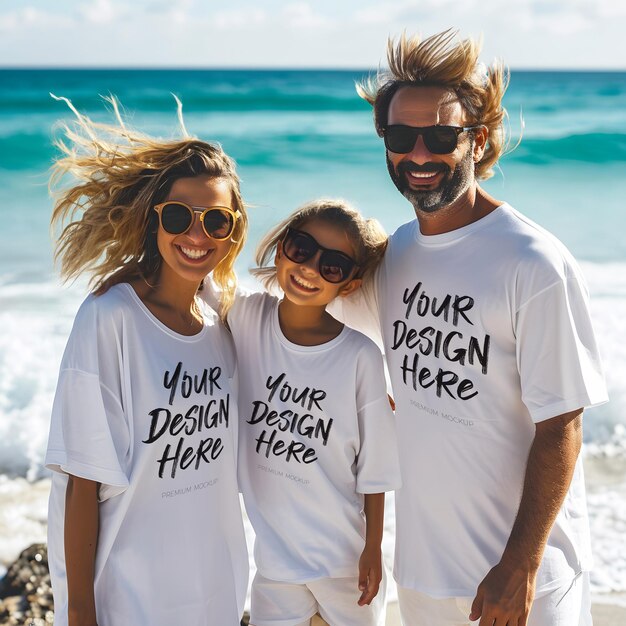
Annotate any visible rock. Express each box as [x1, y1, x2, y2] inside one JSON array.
[[1, 544, 252, 625], [0, 544, 53, 625]]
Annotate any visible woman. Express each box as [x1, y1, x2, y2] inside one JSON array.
[[45, 98, 249, 626]]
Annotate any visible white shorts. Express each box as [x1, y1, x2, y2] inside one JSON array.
[[250, 570, 387, 626], [397, 572, 592, 626]]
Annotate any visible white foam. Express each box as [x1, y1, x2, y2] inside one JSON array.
[[0, 281, 85, 479], [0, 476, 50, 575], [582, 261, 626, 457], [588, 486, 626, 593]]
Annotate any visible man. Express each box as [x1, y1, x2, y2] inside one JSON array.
[[336, 30, 608, 625]]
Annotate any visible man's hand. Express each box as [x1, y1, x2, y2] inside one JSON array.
[[469, 558, 537, 625], [357, 543, 383, 606], [469, 409, 583, 625]]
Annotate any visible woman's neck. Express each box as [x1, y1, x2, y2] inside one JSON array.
[[131, 268, 204, 336], [277, 298, 344, 346]]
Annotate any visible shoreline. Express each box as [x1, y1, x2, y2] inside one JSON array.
[[2, 455, 625, 624]]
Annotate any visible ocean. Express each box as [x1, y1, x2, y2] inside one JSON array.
[[1, 69, 625, 602]]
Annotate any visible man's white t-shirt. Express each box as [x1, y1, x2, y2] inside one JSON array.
[[45, 283, 248, 626], [227, 292, 402, 583], [333, 204, 608, 598]]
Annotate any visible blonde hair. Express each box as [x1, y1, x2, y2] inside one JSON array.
[[253, 199, 387, 291], [49, 96, 247, 317], [357, 29, 509, 180]]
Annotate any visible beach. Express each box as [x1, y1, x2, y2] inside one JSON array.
[[1, 68, 626, 622]]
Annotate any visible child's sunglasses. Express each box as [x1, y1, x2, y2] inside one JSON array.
[[382, 124, 480, 155], [281, 228, 359, 284], [154, 202, 240, 241]]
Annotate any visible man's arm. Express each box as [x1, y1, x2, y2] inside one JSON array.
[[469, 408, 583, 626], [65, 475, 100, 626]]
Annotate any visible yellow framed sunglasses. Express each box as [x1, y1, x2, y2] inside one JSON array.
[[154, 202, 240, 241]]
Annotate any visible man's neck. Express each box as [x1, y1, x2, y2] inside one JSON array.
[[416, 185, 502, 236]]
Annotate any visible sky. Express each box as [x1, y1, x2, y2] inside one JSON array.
[[1, 0, 625, 70]]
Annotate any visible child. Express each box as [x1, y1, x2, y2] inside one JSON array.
[[226, 199, 401, 626], [44, 99, 249, 626]]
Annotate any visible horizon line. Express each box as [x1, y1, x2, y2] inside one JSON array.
[[0, 65, 625, 73]]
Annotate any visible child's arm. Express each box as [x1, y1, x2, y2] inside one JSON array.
[[358, 492, 385, 606], [65, 475, 100, 626]]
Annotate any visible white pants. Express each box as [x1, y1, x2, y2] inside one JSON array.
[[397, 572, 592, 626], [250, 570, 387, 626]]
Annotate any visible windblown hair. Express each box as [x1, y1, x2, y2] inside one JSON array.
[[50, 96, 247, 317], [357, 29, 510, 179], [252, 198, 387, 291]]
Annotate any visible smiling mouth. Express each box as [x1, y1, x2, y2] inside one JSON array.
[[290, 274, 318, 292], [177, 245, 211, 261], [406, 170, 442, 186]]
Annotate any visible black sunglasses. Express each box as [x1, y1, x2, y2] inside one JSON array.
[[154, 202, 240, 241], [281, 228, 359, 284], [382, 125, 480, 155]]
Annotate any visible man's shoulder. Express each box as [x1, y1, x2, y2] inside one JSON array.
[[382, 219, 419, 263], [497, 205, 581, 277], [389, 218, 419, 243]]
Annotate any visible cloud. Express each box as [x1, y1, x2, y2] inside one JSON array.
[[0, 0, 623, 68], [593, 0, 626, 18], [282, 2, 332, 29], [78, 0, 128, 24], [0, 6, 75, 32], [214, 8, 268, 29]]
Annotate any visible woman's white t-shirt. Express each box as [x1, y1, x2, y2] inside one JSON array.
[[45, 283, 248, 626]]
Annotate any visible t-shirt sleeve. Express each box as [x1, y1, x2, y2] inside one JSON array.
[[44, 296, 130, 500], [329, 266, 383, 350], [354, 341, 402, 494], [515, 274, 609, 423], [223, 286, 264, 336]]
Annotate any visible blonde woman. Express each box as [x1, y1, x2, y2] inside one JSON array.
[[45, 99, 249, 626]]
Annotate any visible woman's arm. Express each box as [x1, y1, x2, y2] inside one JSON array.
[[65, 475, 100, 626], [358, 492, 385, 606]]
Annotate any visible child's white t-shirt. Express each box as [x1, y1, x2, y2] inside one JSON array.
[[45, 283, 248, 626], [227, 291, 401, 583]]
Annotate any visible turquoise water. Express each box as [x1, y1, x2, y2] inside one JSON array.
[[0, 69, 625, 479]]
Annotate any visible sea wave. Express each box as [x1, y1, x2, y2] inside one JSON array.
[[506, 132, 626, 164], [0, 130, 53, 171], [3, 126, 626, 173]]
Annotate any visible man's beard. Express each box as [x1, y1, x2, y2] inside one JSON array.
[[387, 148, 475, 214]]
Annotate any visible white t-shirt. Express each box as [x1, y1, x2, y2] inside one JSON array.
[[227, 291, 402, 583], [45, 283, 248, 626], [333, 204, 608, 598]]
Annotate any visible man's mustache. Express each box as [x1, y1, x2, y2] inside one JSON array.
[[398, 162, 449, 175]]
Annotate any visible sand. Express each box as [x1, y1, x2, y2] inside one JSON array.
[[309, 598, 626, 625]]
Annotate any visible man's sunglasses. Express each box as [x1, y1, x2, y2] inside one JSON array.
[[382, 125, 480, 155], [281, 228, 359, 284], [154, 202, 240, 241]]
